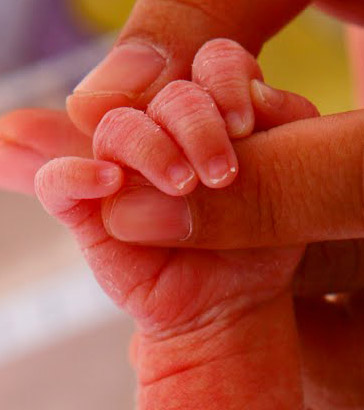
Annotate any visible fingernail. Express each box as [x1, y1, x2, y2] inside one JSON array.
[[167, 162, 196, 191], [225, 111, 253, 137], [251, 80, 284, 107], [108, 186, 191, 242], [97, 164, 122, 186], [74, 43, 166, 96], [207, 155, 237, 185]]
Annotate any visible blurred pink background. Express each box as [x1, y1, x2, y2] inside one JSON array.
[[0, 1, 136, 408]]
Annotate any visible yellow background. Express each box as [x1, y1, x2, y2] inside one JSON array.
[[70, 1, 354, 115]]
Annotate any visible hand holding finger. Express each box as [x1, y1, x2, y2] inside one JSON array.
[[102, 110, 364, 249]]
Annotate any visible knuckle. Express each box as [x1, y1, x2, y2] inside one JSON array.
[[300, 97, 320, 118], [207, 77, 246, 101], [97, 107, 130, 131], [94, 108, 124, 154], [150, 80, 200, 110], [34, 167, 47, 200], [193, 38, 261, 83], [94, 107, 145, 159], [149, 80, 220, 131], [97, 106, 165, 166], [196, 38, 244, 61], [289, 94, 320, 119], [34, 158, 60, 202]]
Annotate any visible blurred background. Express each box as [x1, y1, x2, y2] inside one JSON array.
[[0, 1, 360, 409]]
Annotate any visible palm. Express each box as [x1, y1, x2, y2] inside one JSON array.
[[81, 214, 303, 332]]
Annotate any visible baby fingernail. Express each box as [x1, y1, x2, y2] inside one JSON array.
[[108, 186, 191, 242], [97, 164, 122, 186], [207, 155, 237, 185], [167, 162, 196, 191], [225, 111, 252, 138], [251, 80, 284, 107], [74, 43, 166, 96]]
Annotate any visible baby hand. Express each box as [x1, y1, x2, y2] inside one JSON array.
[[34, 39, 318, 320], [26, 39, 319, 409], [91, 39, 318, 197]]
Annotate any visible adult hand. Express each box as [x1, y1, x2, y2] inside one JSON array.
[[2, 105, 363, 410], [66, 0, 311, 136], [66, 0, 364, 139], [0, 108, 306, 410], [0, 109, 91, 195], [1, 35, 364, 407]]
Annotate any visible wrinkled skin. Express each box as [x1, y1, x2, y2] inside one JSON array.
[[1, 0, 364, 407], [2, 89, 363, 410]]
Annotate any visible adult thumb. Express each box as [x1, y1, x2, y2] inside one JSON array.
[[102, 110, 364, 249], [67, 0, 310, 135]]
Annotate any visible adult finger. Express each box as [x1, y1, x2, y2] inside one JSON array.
[[0, 109, 92, 195], [103, 110, 364, 248], [98, 82, 318, 244], [192, 39, 318, 137], [67, 0, 310, 136], [251, 79, 320, 130]]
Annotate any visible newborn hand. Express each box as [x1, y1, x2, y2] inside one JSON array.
[[67, 0, 310, 136], [34, 40, 318, 409]]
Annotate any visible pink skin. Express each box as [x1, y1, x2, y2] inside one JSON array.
[[95, 39, 309, 196], [94, 40, 260, 194], [192, 39, 264, 137], [66, 0, 311, 137], [146, 80, 239, 189], [35, 157, 306, 410], [3, 39, 362, 408], [0, 142, 47, 195], [250, 79, 320, 130], [93, 107, 199, 196], [0, 0, 364, 400], [33, 41, 322, 408], [2, 80, 362, 409], [35, 158, 123, 221]]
